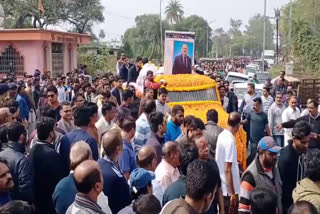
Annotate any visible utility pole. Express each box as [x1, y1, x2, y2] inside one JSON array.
[[206, 22, 209, 58], [288, 0, 293, 55], [275, 8, 281, 64], [160, 0, 163, 60], [262, 0, 266, 72]]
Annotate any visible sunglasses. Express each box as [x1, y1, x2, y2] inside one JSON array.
[[47, 94, 55, 98]]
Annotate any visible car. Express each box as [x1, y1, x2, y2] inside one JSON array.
[[226, 72, 249, 83], [245, 64, 259, 76], [155, 74, 248, 169], [233, 82, 264, 109]]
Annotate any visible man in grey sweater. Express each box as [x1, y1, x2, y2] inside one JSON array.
[[268, 92, 286, 147]]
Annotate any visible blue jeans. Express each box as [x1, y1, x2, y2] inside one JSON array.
[[273, 135, 284, 147]]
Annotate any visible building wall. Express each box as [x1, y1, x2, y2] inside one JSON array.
[[0, 41, 45, 75]]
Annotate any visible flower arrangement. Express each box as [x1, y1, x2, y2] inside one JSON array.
[[155, 74, 215, 91]]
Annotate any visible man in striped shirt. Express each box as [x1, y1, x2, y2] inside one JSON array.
[[261, 87, 274, 114]]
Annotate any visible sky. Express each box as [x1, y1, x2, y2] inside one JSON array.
[[93, 0, 290, 41]]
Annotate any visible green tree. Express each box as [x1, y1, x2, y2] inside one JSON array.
[[99, 29, 106, 41], [175, 15, 212, 58], [59, 0, 104, 33], [1, 0, 104, 33], [165, 0, 184, 25], [245, 14, 274, 56], [212, 28, 231, 58], [122, 14, 169, 59]]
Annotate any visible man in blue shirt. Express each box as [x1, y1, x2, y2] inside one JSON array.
[[16, 85, 30, 120], [98, 129, 132, 214], [119, 117, 137, 180], [60, 104, 99, 166], [165, 105, 184, 142]]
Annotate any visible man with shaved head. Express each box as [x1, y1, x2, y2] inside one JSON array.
[[53, 141, 92, 214], [66, 160, 104, 214], [155, 141, 181, 192], [137, 145, 163, 202], [98, 129, 132, 213]]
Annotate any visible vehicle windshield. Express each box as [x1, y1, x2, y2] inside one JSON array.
[[168, 88, 218, 102], [246, 67, 257, 74], [234, 88, 263, 98], [265, 56, 274, 60], [227, 76, 248, 83]]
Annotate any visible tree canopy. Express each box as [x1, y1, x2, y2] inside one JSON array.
[[165, 0, 184, 25]]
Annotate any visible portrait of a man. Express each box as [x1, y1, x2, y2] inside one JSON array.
[[172, 42, 193, 74]]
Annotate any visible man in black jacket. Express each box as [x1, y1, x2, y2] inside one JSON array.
[[278, 99, 320, 148], [29, 117, 69, 214], [0, 122, 33, 203], [127, 56, 143, 85], [278, 121, 311, 214]]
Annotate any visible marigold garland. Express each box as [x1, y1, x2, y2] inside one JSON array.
[[155, 74, 216, 91]]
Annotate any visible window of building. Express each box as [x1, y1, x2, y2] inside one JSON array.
[[0, 45, 24, 75]]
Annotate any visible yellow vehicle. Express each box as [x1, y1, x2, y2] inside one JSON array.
[[155, 74, 247, 169]]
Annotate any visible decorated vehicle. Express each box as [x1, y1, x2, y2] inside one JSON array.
[[155, 74, 247, 169]]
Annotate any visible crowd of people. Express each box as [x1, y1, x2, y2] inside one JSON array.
[[0, 54, 318, 214]]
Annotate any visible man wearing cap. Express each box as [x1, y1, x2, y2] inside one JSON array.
[[239, 136, 283, 214], [118, 168, 158, 214]]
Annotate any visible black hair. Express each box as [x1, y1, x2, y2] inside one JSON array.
[[122, 89, 134, 101], [60, 101, 71, 108], [73, 105, 91, 127], [101, 91, 111, 98], [172, 105, 184, 116], [207, 109, 218, 123], [292, 121, 311, 140], [5, 100, 19, 114], [183, 115, 195, 127], [180, 146, 199, 176], [144, 99, 156, 114], [131, 182, 151, 200], [149, 112, 165, 133], [114, 107, 131, 128], [7, 122, 26, 142], [136, 56, 143, 63], [249, 187, 278, 214], [122, 117, 136, 133], [40, 105, 57, 121], [308, 99, 319, 108], [247, 82, 255, 90], [158, 87, 168, 95], [0, 125, 8, 150], [186, 160, 219, 200], [0, 200, 33, 214], [37, 117, 55, 141], [305, 149, 320, 182], [142, 57, 149, 64], [218, 85, 225, 91], [288, 201, 319, 214], [133, 194, 161, 214], [190, 118, 205, 130], [86, 102, 98, 117], [146, 70, 153, 76], [263, 87, 270, 93], [101, 102, 116, 116], [72, 94, 85, 106], [74, 168, 101, 194], [47, 85, 58, 94], [253, 97, 262, 105]]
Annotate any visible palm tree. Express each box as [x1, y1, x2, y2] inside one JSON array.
[[165, 0, 184, 25]]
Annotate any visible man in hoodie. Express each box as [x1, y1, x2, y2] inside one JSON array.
[[293, 148, 320, 213], [278, 121, 311, 214], [161, 159, 220, 214]]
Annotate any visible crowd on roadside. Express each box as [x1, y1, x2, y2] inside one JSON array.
[[0, 53, 318, 214]]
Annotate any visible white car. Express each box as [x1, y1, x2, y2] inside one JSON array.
[[233, 82, 264, 108], [226, 72, 249, 84]]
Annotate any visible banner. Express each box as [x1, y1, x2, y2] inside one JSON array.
[[164, 31, 195, 75]]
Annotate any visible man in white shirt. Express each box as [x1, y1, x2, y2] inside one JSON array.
[[261, 87, 274, 114], [282, 96, 300, 146], [56, 76, 66, 103], [216, 112, 241, 214], [155, 141, 181, 192], [96, 102, 116, 142]]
